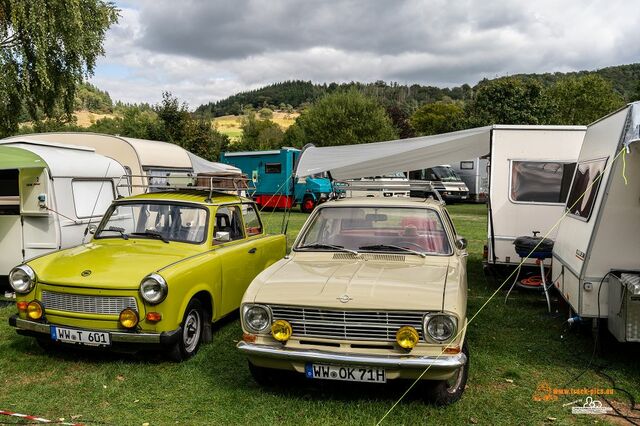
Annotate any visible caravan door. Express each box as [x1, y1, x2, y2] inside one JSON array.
[[0, 169, 23, 276]]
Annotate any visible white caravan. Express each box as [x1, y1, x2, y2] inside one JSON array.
[[552, 103, 640, 342], [486, 125, 586, 267], [2, 132, 240, 193], [0, 140, 127, 280], [451, 158, 489, 203]]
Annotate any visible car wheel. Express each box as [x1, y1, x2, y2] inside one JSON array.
[[169, 298, 205, 361], [300, 197, 316, 213], [424, 342, 469, 406], [248, 361, 277, 386]]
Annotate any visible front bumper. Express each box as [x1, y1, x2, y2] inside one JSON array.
[[9, 315, 180, 346], [237, 341, 467, 371]]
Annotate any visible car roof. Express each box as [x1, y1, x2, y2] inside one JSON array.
[[119, 190, 251, 206], [321, 196, 445, 209]]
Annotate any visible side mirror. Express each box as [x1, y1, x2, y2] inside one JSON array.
[[455, 237, 467, 251], [214, 231, 231, 243], [88, 224, 98, 235]]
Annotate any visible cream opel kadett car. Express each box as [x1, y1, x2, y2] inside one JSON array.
[[237, 196, 469, 405]]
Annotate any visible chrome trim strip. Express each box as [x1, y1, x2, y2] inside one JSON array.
[[12, 317, 162, 344], [237, 341, 466, 370]]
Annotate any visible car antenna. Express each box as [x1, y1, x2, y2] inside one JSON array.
[[82, 163, 112, 244]]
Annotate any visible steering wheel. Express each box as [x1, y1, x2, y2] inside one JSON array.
[[396, 241, 426, 250]]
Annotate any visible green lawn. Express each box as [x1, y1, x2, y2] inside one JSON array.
[[1, 204, 639, 425]]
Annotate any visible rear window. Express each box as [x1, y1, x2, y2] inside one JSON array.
[[566, 158, 608, 221], [510, 161, 576, 204]]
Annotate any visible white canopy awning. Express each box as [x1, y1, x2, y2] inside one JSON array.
[[295, 126, 493, 179], [187, 152, 241, 175]]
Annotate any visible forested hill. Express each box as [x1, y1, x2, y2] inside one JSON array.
[[195, 63, 640, 117]]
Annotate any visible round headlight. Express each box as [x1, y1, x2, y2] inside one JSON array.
[[27, 300, 44, 320], [271, 319, 292, 342], [9, 265, 36, 294], [396, 326, 420, 349], [139, 274, 168, 304], [119, 308, 139, 329], [243, 305, 271, 333], [425, 314, 456, 342]]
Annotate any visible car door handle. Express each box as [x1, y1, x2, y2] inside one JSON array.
[[248, 247, 257, 254]]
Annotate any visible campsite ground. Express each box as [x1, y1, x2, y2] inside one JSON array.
[[1, 204, 639, 425]]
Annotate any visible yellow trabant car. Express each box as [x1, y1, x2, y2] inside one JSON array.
[[8, 190, 286, 360], [238, 196, 469, 404]]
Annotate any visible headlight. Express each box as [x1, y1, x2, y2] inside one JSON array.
[[243, 304, 271, 333], [424, 314, 457, 342], [9, 265, 36, 294], [139, 274, 168, 304]]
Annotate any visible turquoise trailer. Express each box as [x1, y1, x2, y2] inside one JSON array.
[[220, 148, 333, 213]]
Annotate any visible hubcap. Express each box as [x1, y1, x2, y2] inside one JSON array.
[[182, 309, 201, 353]]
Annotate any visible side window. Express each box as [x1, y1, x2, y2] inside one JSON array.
[[566, 158, 608, 221], [460, 161, 474, 170], [242, 204, 263, 236], [72, 180, 115, 218], [265, 163, 281, 174], [215, 205, 245, 241], [442, 210, 457, 237]]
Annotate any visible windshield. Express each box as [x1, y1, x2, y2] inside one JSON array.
[[431, 166, 461, 182], [296, 206, 451, 255], [95, 202, 209, 244]]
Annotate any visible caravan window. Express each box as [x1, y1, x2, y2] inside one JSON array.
[[0, 169, 19, 215], [265, 163, 282, 174], [510, 161, 576, 204], [72, 180, 115, 218], [566, 158, 607, 221], [460, 161, 474, 170]]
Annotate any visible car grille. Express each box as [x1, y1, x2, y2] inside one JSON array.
[[270, 305, 424, 342], [41, 290, 138, 315]]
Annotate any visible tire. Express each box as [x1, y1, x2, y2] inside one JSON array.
[[248, 361, 276, 386], [168, 298, 205, 362], [300, 197, 316, 213], [424, 342, 469, 406]]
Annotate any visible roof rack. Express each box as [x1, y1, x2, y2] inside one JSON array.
[[116, 173, 255, 202], [332, 180, 444, 203]]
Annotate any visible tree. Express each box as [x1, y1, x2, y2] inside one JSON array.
[[546, 75, 625, 125], [0, 0, 119, 136], [283, 90, 398, 147], [154, 92, 191, 142], [410, 101, 464, 136], [386, 103, 416, 139], [258, 107, 273, 119], [465, 77, 553, 126], [182, 118, 230, 161], [234, 113, 284, 151]]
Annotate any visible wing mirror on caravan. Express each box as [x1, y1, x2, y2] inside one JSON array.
[[455, 237, 467, 251], [215, 231, 231, 243]]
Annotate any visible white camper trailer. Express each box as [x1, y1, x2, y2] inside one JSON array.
[[2, 132, 241, 193], [552, 103, 640, 342], [0, 140, 126, 280], [486, 125, 586, 267], [451, 158, 489, 203]]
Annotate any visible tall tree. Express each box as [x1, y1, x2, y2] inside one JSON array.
[[0, 0, 119, 136], [546, 75, 625, 125], [283, 90, 398, 147], [410, 101, 464, 136]]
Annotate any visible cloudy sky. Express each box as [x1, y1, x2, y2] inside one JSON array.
[[91, 0, 640, 108]]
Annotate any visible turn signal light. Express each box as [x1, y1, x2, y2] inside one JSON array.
[[444, 345, 461, 354], [27, 301, 43, 320], [242, 332, 256, 343], [271, 319, 292, 342], [396, 326, 419, 350], [17, 301, 28, 311], [119, 308, 139, 329], [145, 312, 162, 322]]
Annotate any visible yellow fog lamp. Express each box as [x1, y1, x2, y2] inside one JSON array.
[[271, 319, 292, 342], [27, 300, 44, 320], [396, 326, 419, 350], [119, 308, 139, 329]]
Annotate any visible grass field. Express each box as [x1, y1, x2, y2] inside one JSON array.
[[1, 204, 639, 425], [213, 112, 299, 141]]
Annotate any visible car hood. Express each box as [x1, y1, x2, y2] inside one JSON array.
[[252, 255, 454, 311], [28, 240, 201, 289]]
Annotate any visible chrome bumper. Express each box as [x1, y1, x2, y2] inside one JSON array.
[[9, 315, 178, 345], [237, 341, 467, 370]]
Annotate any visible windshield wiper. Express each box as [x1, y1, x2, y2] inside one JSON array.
[[130, 230, 170, 243], [297, 243, 359, 255], [358, 244, 426, 258], [99, 226, 129, 240]]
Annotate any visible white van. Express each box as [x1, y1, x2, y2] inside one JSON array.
[[451, 158, 489, 203]]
